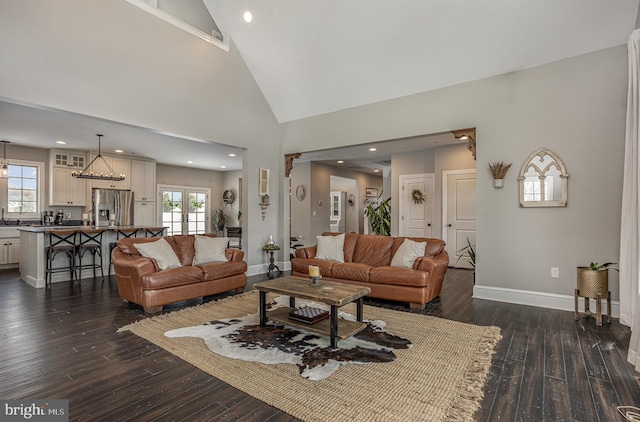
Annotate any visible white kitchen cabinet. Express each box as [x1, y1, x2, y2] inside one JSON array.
[[52, 151, 86, 169], [134, 201, 157, 226], [49, 150, 87, 206], [88, 153, 131, 190], [0, 237, 20, 265], [50, 167, 86, 206], [131, 160, 156, 201]]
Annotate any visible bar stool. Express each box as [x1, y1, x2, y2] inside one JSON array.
[[108, 227, 139, 270], [145, 227, 166, 237], [45, 230, 78, 288], [76, 229, 104, 281]]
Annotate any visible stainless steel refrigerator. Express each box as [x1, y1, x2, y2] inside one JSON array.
[[92, 189, 134, 226]]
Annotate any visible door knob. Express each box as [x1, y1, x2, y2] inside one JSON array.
[[427, 223, 431, 227], [447, 224, 452, 227]]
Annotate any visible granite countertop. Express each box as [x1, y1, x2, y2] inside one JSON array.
[[17, 225, 166, 233]]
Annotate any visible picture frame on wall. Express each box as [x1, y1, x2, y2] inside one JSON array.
[[365, 188, 378, 197], [259, 168, 270, 196]]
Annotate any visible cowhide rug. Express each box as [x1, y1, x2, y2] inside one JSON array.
[[165, 296, 412, 380]]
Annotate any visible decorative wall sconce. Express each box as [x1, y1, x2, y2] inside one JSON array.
[[489, 161, 512, 188], [259, 194, 270, 220], [348, 194, 355, 206]]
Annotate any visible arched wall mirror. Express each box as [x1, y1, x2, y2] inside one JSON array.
[[518, 148, 568, 208]]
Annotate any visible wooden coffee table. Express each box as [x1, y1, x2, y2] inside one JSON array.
[[253, 276, 371, 348]]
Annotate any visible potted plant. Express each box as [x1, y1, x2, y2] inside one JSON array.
[[213, 208, 227, 231], [576, 262, 617, 299], [364, 191, 391, 236], [456, 238, 476, 283], [489, 161, 511, 188]]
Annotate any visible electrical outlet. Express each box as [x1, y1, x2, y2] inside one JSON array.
[[551, 267, 559, 278], [65, 212, 71, 219]]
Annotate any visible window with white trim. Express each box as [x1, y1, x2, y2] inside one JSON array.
[[0, 159, 44, 219]]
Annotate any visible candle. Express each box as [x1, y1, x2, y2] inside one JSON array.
[[82, 213, 88, 220], [309, 265, 320, 277]]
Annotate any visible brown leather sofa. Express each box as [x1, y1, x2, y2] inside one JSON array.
[[112, 234, 247, 313], [291, 232, 449, 310]]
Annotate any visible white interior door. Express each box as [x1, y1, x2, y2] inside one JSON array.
[[399, 174, 434, 238], [444, 170, 476, 269]]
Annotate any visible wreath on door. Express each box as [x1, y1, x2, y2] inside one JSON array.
[[411, 189, 425, 204]]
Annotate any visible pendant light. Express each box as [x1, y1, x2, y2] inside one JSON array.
[[0, 141, 10, 179], [71, 134, 125, 181]]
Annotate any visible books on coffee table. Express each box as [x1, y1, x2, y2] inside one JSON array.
[[289, 306, 329, 325]]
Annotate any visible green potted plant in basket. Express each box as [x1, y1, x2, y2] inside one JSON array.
[[576, 262, 618, 300]]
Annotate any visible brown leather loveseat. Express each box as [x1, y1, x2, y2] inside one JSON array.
[[112, 234, 247, 313], [291, 232, 449, 310]]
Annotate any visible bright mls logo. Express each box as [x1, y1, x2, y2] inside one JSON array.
[[1, 400, 68, 421]]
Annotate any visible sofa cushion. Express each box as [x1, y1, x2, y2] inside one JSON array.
[[392, 237, 445, 258], [321, 232, 359, 262], [391, 239, 427, 268], [118, 237, 155, 255], [352, 235, 394, 267], [198, 260, 248, 281], [134, 238, 182, 270], [140, 265, 203, 289], [331, 262, 373, 283], [193, 235, 229, 265], [315, 233, 345, 263], [369, 266, 429, 287]]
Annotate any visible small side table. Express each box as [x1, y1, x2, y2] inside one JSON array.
[[263, 245, 281, 279]]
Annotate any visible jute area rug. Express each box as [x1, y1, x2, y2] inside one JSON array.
[[119, 291, 501, 422]]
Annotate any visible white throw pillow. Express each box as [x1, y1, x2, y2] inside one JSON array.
[[391, 239, 427, 269], [134, 238, 182, 270], [193, 235, 229, 265], [315, 233, 345, 263]]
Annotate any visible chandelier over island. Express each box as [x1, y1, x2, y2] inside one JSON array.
[[71, 134, 125, 181]]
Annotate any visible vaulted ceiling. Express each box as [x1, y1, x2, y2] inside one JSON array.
[[1, 1, 637, 171], [204, 0, 639, 123]]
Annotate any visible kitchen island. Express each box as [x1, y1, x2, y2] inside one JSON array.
[[19, 225, 167, 288]]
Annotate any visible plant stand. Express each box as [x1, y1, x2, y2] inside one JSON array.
[[574, 267, 611, 327]]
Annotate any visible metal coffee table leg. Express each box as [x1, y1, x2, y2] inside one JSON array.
[[330, 305, 338, 348], [259, 290, 267, 327]]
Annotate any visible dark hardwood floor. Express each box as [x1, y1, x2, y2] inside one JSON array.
[[1, 268, 638, 421]]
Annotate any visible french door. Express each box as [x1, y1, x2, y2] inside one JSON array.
[[159, 185, 210, 236]]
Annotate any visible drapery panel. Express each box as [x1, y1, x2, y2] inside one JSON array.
[[623, 29, 640, 371]]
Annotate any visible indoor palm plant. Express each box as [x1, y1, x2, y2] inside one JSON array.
[[364, 191, 391, 236], [456, 238, 476, 283], [213, 207, 227, 231]]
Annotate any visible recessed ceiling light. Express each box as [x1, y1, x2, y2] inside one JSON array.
[[221, 165, 227, 169], [114, 149, 123, 153], [337, 160, 344, 164], [228, 153, 236, 157], [56, 141, 66, 145], [369, 147, 377, 152], [187, 160, 193, 164], [459, 135, 468, 140], [374, 169, 380, 173], [243, 11, 252, 23]]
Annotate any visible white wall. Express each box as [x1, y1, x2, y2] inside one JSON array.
[[280, 46, 627, 308], [0, 1, 280, 267]]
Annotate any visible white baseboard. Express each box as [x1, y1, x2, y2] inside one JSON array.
[[246, 261, 291, 277], [473, 285, 620, 318]]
